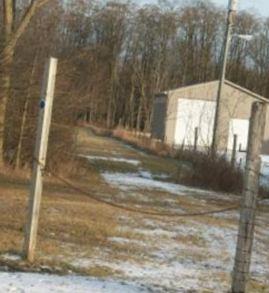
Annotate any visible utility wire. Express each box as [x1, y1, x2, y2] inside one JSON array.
[[44, 165, 239, 218]]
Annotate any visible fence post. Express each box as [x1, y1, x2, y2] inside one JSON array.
[[194, 127, 199, 151], [23, 57, 58, 262], [231, 134, 238, 167], [232, 102, 266, 293]]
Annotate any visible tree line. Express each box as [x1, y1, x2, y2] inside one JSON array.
[[1, 0, 269, 169]]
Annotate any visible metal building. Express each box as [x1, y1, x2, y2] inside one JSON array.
[[151, 80, 269, 154]]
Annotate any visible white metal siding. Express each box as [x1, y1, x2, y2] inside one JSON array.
[[227, 119, 249, 151], [174, 99, 216, 147]]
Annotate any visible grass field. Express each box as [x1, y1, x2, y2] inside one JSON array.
[[0, 127, 268, 292]]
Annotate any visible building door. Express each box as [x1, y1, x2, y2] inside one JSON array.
[[174, 99, 216, 148], [227, 119, 249, 152]]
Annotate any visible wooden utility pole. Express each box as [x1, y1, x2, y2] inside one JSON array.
[[232, 102, 266, 293], [212, 0, 237, 153], [24, 57, 58, 262]]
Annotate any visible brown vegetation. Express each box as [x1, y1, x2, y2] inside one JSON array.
[[112, 127, 269, 196], [113, 127, 172, 157], [175, 150, 243, 193], [111, 127, 242, 193]]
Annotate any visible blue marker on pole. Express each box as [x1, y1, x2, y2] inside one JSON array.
[[40, 99, 46, 109]]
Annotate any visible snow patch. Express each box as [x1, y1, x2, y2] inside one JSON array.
[[0, 272, 147, 293], [138, 170, 170, 181], [1, 253, 21, 262], [108, 237, 145, 246], [81, 155, 141, 166], [102, 172, 221, 197], [261, 199, 269, 205]]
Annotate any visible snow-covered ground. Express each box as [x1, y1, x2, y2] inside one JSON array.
[[67, 211, 269, 292], [80, 137, 269, 291], [98, 167, 269, 291], [81, 130, 269, 291], [102, 171, 232, 200], [80, 155, 141, 166], [0, 273, 148, 293]]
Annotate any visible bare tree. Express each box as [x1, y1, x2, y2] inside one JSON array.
[[0, 0, 51, 164], [1, 0, 269, 170]]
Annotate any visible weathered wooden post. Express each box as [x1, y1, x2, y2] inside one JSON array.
[[231, 134, 238, 167], [232, 102, 266, 293], [24, 57, 58, 262]]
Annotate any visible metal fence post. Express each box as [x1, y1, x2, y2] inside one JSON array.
[[231, 134, 238, 167]]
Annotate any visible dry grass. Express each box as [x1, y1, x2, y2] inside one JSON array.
[[0, 165, 119, 276], [113, 127, 172, 157], [78, 127, 179, 177]]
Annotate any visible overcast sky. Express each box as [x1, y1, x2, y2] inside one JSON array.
[[139, 0, 269, 17]]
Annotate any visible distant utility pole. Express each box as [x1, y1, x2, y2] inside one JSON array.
[[24, 57, 58, 262], [232, 102, 266, 293], [212, 0, 238, 153]]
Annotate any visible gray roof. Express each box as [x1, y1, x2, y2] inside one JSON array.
[[160, 80, 269, 104], [225, 80, 268, 103]]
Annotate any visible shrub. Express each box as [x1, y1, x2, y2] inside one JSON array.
[[175, 149, 244, 194]]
